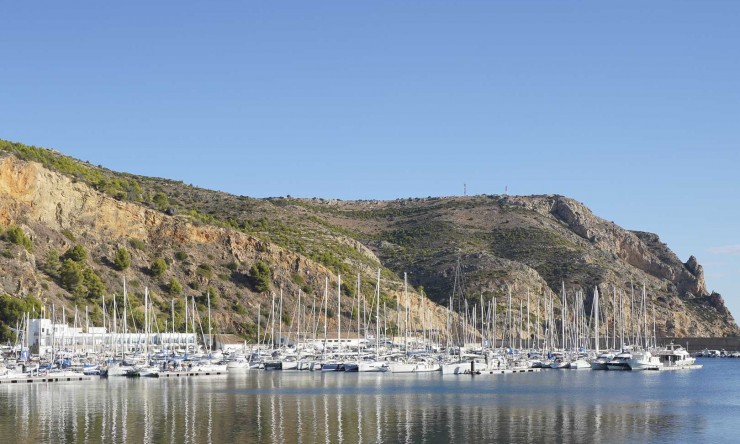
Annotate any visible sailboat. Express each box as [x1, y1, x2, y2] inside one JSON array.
[[356, 270, 389, 372]]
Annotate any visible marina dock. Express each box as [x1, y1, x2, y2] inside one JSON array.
[[657, 364, 703, 371], [158, 370, 228, 377], [0, 374, 93, 384]]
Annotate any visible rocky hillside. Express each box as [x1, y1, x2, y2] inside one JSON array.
[[0, 139, 737, 340], [0, 143, 448, 342]]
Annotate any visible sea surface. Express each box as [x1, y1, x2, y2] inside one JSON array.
[[0, 358, 738, 443]]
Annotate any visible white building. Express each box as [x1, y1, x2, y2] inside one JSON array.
[[28, 318, 198, 356]]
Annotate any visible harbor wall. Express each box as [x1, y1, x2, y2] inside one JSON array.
[[658, 337, 740, 352], [485, 337, 740, 353]]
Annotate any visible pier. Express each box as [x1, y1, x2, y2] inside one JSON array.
[[0, 375, 92, 384], [158, 370, 228, 377]]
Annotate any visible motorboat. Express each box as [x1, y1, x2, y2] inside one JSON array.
[[605, 351, 632, 371], [627, 350, 663, 371], [591, 352, 614, 370], [656, 343, 699, 369]]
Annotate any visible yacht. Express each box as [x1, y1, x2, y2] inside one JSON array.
[[656, 343, 699, 369], [626, 349, 663, 371], [591, 352, 614, 370], [605, 351, 632, 371]]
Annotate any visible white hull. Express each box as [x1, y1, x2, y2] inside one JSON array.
[[388, 362, 416, 373], [605, 363, 631, 371], [358, 361, 389, 372], [441, 361, 487, 375], [569, 359, 591, 369], [138, 367, 160, 377], [413, 362, 441, 372], [192, 363, 228, 373], [627, 352, 663, 371], [321, 362, 343, 372], [590, 360, 608, 370], [281, 360, 299, 371], [105, 364, 135, 377], [549, 361, 570, 369], [226, 361, 251, 370]]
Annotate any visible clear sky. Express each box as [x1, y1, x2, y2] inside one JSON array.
[[2, 2, 740, 317]]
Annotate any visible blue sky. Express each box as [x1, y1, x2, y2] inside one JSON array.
[[2, 2, 740, 318]]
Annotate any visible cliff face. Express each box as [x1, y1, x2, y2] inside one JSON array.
[[0, 143, 737, 339], [0, 154, 448, 338]]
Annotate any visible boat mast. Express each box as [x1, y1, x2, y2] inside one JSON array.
[[322, 277, 328, 361], [561, 282, 566, 351], [337, 276, 341, 354], [278, 287, 283, 349], [594, 286, 600, 354], [207, 290, 212, 354], [492, 296, 496, 349], [270, 292, 276, 348], [404, 274, 409, 354], [145, 287, 150, 360], [508, 285, 513, 348], [184, 295, 188, 352], [375, 269, 380, 361], [526, 289, 530, 351], [356, 274, 361, 360], [297, 289, 302, 349], [619, 289, 624, 350]]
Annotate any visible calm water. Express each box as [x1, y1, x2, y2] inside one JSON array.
[[1, 359, 738, 443]]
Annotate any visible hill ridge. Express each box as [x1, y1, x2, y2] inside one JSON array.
[[0, 139, 736, 339]]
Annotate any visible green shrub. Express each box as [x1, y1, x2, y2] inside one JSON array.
[[83, 267, 106, 297], [196, 263, 213, 279], [0, 294, 42, 342], [4, 225, 32, 252], [291, 273, 305, 287], [168, 278, 183, 295], [233, 302, 246, 315], [248, 261, 272, 293], [152, 192, 169, 209], [60, 259, 85, 296], [113, 247, 131, 271], [59, 258, 105, 298], [205, 286, 220, 307], [150, 258, 167, 277], [174, 251, 188, 261], [61, 229, 76, 242], [65, 244, 87, 262], [128, 238, 146, 250], [44, 249, 61, 278]]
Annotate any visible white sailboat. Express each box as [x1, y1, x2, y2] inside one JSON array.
[[357, 270, 389, 372]]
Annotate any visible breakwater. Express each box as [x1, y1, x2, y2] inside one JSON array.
[[659, 337, 740, 352]]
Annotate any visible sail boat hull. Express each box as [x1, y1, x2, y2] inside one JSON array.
[[357, 361, 389, 372]]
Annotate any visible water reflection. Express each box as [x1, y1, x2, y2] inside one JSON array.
[[0, 366, 730, 443]]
